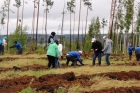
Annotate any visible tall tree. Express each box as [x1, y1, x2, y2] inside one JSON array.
[[35, 0, 40, 47], [77, 0, 82, 50], [6, 0, 11, 50], [83, 0, 92, 49], [67, 0, 75, 51], [14, 0, 21, 29], [43, 0, 54, 45], [21, 0, 25, 35]]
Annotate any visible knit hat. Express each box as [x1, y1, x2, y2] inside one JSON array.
[[51, 32, 56, 37]]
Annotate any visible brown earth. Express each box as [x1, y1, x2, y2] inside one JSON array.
[[0, 71, 140, 93]]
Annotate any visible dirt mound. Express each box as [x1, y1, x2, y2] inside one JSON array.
[[0, 71, 140, 93], [87, 87, 140, 93]]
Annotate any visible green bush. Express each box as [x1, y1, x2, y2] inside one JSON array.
[[36, 46, 45, 54]]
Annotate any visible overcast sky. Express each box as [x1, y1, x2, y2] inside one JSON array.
[[0, 0, 139, 35]]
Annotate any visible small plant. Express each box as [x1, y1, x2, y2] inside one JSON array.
[[18, 87, 36, 93]]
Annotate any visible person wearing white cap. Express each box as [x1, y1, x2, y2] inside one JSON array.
[[66, 51, 84, 66], [91, 38, 103, 66], [102, 36, 113, 66]]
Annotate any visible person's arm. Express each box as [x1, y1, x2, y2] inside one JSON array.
[[10, 45, 16, 48], [102, 42, 109, 51], [76, 55, 83, 65]]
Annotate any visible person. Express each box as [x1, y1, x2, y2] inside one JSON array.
[[128, 43, 133, 60], [91, 38, 103, 66], [135, 46, 140, 61], [0, 39, 2, 55], [102, 36, 113, 66], [55, 40, 62, 68], [46, 40, 58, 68], [58, 39, 63, 59], [48, 31, 56, 44], [10, 41, 23, 55], [1, 36, 7, 55], [66, 51, 84, 66]]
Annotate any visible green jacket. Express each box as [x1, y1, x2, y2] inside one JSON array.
[[46, 42, 59, 57]]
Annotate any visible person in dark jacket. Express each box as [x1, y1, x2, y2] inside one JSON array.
[[135, 46, 140, 61], [66, 51, 84, 66], [91, 38, 103, 66], [128, 43, 133, 60], [48, 31, 56, 44], [10, 41, 23, 55]]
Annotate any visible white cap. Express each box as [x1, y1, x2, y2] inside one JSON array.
[[91, 38, 96, 42], [78, 51, 82, 54], [103, 36, 107, 39]]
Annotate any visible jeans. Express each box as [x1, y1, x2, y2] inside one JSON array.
[[55, 58, 61, 68], [92, 52, 102, 65], [105, 53, 110, 65], [47, 55, 56, 68]]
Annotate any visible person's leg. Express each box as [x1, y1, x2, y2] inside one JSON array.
[[57, 60, 61, 68], [92, 53, 97, 66], [47, 55, 52, 68], [98, 52, 102, 65], [51, 56, 56, 68], [66, 55, 70, 65], [129, 52, 132, 60], [1, 45, 4, 55], [105, 54, 110, 66]]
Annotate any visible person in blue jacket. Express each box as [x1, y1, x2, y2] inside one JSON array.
[[10, 41, 23, 55], [128, 43, 133, 60], [0, 40, 2, 55], [66, 51, 84, 66], [135, 46, 140, 61]]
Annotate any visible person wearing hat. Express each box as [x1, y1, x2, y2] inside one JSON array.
[[46, 40, 59, 68], [91, 38, 103, 66], [135, 45, 140, 61], [102, 36, 113, 66], [9, 41, 23, 55], [48, 31, 56, 44], [66, 51, 84, 66], [1, 36, 7, 55]]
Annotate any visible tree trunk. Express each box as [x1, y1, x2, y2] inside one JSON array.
[[70, 12, 72, 51], [77, 0, 82, 50], [16, 7, 19, 29], [6, 0, 10, 50], [36, 0, 40, 47], [45, 6, 48, 46], [21, 0, 24, 35]]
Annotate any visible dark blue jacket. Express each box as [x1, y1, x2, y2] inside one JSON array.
[[14, 42, 22, 50], [0, 40, 2, 45], [135, 47, 140, 52], [68, 51, 82, 64], [128, 45, 133, 53]]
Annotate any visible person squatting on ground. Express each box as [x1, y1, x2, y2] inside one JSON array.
[[46, 40, 58, 68], [54, 40, 62, 68], [128, 43, 133, 60], [102, 36, 113, 66], [1, 36, 7, 55], [10, 41, 23, 55], [91, 38, 103, 66], [135, 46, 140, 61], [48, 31, 56, 44], [66, 51, 84, 66]]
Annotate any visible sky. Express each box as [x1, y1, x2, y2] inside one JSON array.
[[0, 0, 139, 35]]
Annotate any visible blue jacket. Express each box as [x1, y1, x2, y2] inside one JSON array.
[[0, 40, 2, 45], [14, 42, 22, 50], [68, 51, 82, 64], [128, 45, 133, 53], [135, 47, 140, 52]]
